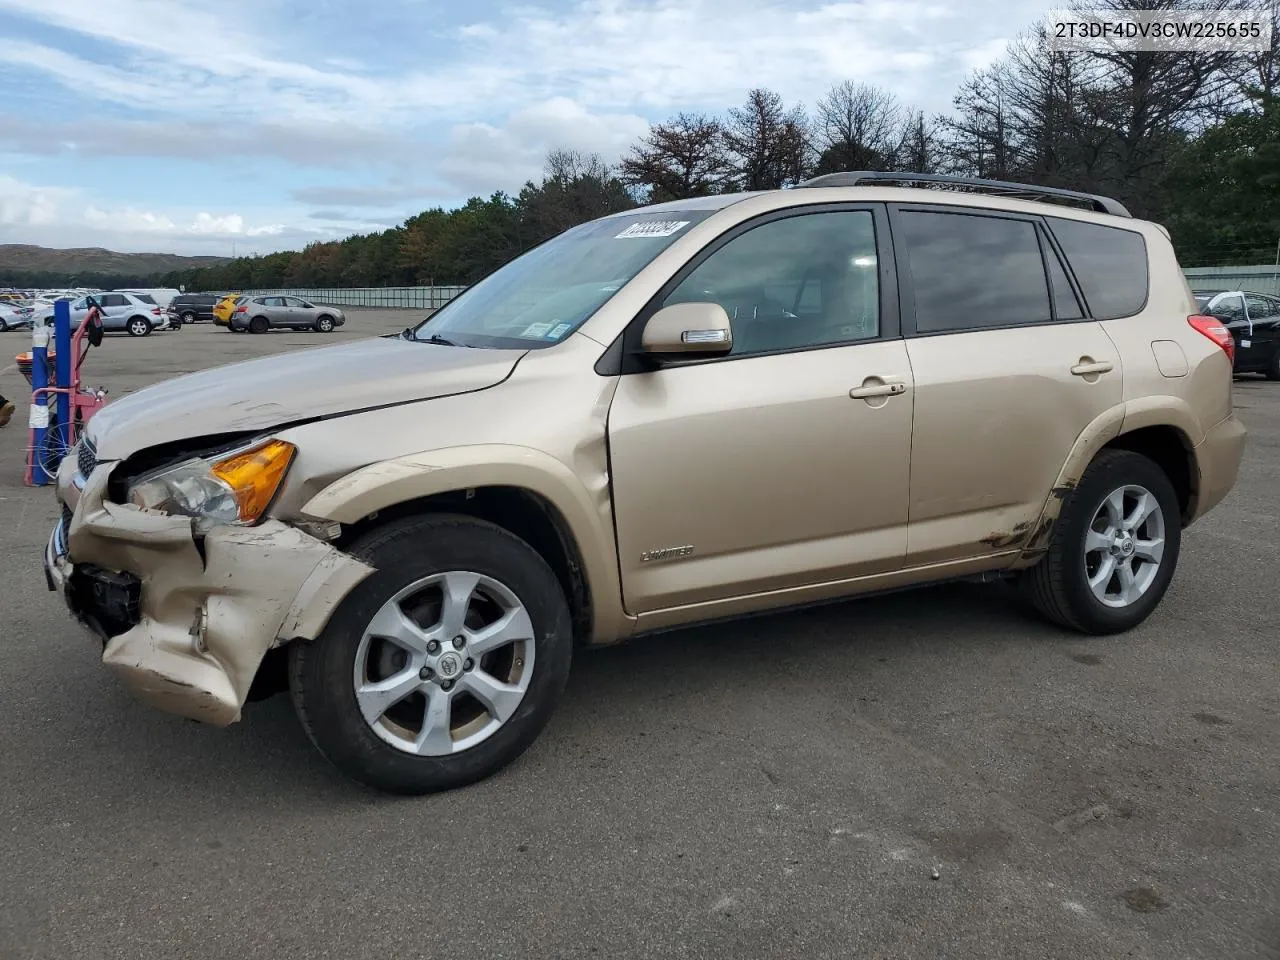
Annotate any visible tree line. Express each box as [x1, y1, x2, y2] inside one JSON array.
[[13, 0, 1278, 292]]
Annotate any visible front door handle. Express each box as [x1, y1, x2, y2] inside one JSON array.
[[1070, 359, 1114, 377], [849, 380, 907, 400]]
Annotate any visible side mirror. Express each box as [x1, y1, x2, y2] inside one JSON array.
[[640, 302, 733, 358]]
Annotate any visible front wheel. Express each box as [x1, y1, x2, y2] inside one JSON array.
[[1266, 349, 1280, 382], [315, 315, 335, 333], [1021, 450, 1181, 634], [127, 317, 151, 337], [288, 514, 573, 794]]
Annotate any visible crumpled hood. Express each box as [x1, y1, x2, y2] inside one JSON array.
[[87, 336, 525, 460]]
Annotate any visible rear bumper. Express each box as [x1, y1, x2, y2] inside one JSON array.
[[45, 455, 374, 726], [1190, 414, 1247, 523]]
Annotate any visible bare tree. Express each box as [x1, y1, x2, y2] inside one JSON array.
[[543, 148, 612, 183], [619, 113, 736, 201], [814, 81, 902, 173], [723, 88, 811, 189], [895, 110, 945, 173]]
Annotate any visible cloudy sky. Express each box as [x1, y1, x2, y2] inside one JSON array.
[[0, 0, 1057, 255]]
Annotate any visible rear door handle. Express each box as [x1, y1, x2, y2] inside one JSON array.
[[1070, 360, 1114, 377], [849, 381, 907, 399]]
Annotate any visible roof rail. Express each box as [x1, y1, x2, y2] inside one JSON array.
[[795, 171, 1132, 218]]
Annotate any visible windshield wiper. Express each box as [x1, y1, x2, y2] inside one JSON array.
[[425, 333, 463, 346]]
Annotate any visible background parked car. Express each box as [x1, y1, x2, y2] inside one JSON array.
[[43, 292, 167, 336], [229, 296, 346, 333], [167, 293, 220, 325], [0, 302, 35, 331], [1201, 290, 1280, 379], [212, 293, 243, 326]]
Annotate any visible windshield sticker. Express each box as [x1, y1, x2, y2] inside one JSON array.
[[547, 322, 572, 339], [520, 322, 553, 338], [615, 220, 690, 239]]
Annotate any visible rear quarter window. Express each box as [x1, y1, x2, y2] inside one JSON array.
[[1045, 218, 1148, 320]]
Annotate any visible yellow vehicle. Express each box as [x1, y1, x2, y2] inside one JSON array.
[[212, 293, 243, 326]]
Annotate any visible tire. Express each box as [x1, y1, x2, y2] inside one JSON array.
[[127, 317, 152, 337], [315, 315, 335, 333], [249, 316, 269, 334], [180, 311, 196, 325], [288, 514, 573, 794], [1020, 449, 1181, 635], [1266, 348, 1280, 382], [0, 318, 7, 332]]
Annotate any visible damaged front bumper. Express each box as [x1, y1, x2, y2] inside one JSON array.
[[45, 453, 373, 726]]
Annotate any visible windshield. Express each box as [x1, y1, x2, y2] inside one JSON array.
[[411, 210, 714, 349]]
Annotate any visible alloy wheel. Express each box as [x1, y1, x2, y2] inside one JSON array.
[[352, 570, 536, 756], [1083, 484, 1166, 608]]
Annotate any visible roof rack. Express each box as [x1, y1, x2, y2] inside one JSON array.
[[795, 171, 1132, 218]]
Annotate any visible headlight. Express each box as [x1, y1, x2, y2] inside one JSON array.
[[128, 439, 296, 531]]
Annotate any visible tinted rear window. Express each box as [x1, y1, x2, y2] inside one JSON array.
[[133, 293, 157, 304], [898, 210, 1051, 333], [1045, 218, 1148, 320]]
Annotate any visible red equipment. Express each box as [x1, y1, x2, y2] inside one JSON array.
[[21, 305, 109, 485]]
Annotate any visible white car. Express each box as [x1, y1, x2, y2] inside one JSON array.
[[42, 292, 169, 336], [0, 302, 35, 331]]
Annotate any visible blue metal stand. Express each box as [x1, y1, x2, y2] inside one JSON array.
[[54, 299, 72, 455]]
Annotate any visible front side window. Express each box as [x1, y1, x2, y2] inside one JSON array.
[[412, 210, 715, 349], [663, 210, 881, 356], [897, 211, 1050, 333]]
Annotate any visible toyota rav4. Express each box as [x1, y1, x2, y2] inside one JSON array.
[[44, 172, 1247, 794]]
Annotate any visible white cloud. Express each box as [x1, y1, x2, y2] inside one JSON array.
[[0, 175, 72, 226], [0, 0, 1059, 251], [0, 0, 1054, 122]]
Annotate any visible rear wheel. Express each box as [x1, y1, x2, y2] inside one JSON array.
[[315, 315, 335, 333], [1266, 348, 1280, 382], [249, 316, 269, 334], [1020, 450, 1181, 635], [180, 311, 196, 325], [126, 317, 151, 337], [289, 514, 573, 794]]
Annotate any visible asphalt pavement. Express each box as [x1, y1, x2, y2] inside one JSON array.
[[1, 312, 1277, 960]]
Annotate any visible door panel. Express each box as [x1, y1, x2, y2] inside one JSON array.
[[889, 204, 1125, 566], [607, 340, 914, 614], [904, 323, 1122, 565]]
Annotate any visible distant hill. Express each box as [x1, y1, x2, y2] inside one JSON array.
[[0, 244, 231, 286]]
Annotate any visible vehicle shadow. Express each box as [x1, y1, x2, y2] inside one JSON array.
[[43, 577, 1066, 806]]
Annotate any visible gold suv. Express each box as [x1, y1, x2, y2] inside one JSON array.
[[44, 173, 1247, 794]]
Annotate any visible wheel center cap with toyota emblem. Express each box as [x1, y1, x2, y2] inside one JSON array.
[[1118, 537, 1135, 558], [436, 652, 464, 680]]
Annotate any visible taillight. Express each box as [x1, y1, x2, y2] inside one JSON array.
[[1188, 315, 1234, 364], [151, 307, 162, 315], [235, 305, 248, 313]]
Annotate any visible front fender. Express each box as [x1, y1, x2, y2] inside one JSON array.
[[300, 444, 632, 643]]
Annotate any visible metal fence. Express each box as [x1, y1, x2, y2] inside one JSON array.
[[224, 267, 1280, 309], [236, 286, 468, 309], [1184, 265, 1280, 297]]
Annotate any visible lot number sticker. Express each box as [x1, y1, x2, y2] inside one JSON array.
[[615, 220, 690, 239]]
